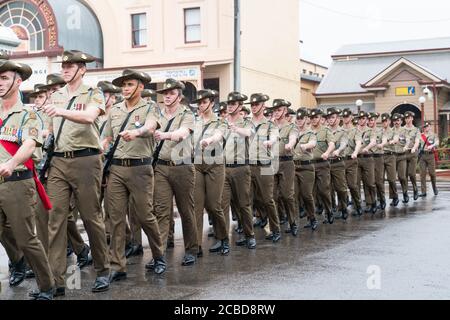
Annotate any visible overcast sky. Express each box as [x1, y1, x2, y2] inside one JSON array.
[[300, 0, 450, 67]]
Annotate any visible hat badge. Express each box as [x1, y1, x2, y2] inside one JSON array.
[[48, 80, 53, 85], [81, 54, 87, 60], [63, 56, 69, 61], [199, 95, 203, 99], [167, 83, 172, 88], [253, 98, 257, 102]]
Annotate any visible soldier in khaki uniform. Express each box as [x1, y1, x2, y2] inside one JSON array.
[[355, 111, 378, 214], [293, 109, 318, 230], [368, 112, 388, 210], [271, 99, 299, 236], [326, 108, 349, 220], [222, 92, 256, 249], [44, 50, 111, 294], [310, 109, 335, 224], [380, 113, 400, 207], [151, 78, 198, 266], [403, 111, 421, 201], [142, 89, 157, 103], [102, 70, 166, 281], [248, 94, 281, 242], [341, 109, 363, 216], [0, 60, 54, 300], [191, 89, 230, 256], [391, 113, 409, 203], [419, 122, 439, 197]]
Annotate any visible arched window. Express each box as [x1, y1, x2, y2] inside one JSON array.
[[0, 1, 46, 52]]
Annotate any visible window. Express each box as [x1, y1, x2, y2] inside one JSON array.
[[184, 7, 201, 43], [302, 69, 307, 74], [131, 13, 147, 47], [0, 0, 45, 52]]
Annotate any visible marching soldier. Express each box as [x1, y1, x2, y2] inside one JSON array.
[[151, 78, 198, 266], [341, 109, 363, 216], [310, 109, 335, 224], [380, 113, 400, 207], [102, 70, 166, 282], [248, 94, 281, 243], [326, 108, 349, 220], [0, 60, 54, 300], [293, 109, 318, 230], [355, 111, 378, 214], [419, 122, 439, 197], [142, 89, 157, 103], [216, 102, 228, 120], [391, 113, 409, 203], [271, 100, 299, 236], [368, 112, 387, 210], [222, 92, 256, 249], [192, 89, 230, 256], [403, 111, 421, 201], [44, 50, 111, 294]]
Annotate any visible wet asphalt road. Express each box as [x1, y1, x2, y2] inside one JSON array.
[[1, 181, 450, 300]]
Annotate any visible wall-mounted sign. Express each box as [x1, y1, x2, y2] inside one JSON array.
[[396, 86, 415, 96]]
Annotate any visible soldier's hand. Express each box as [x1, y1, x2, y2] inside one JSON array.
[[285, 144, 293, 152], [229, 123, 238, 132], [332, 150, 340, 158], [0, 160, 15, 178], [321, 152, 329, 161], [263, 140, 273, 149], [120, 130, 139, 142], [44, 104, 61, 117], [351, 152, 358, 160], [154, 130, 166, 141], [411, 148, 417, 154], [201, 138, 212, 148]]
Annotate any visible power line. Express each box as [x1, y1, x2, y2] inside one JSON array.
[[301, 0, 450, 24]]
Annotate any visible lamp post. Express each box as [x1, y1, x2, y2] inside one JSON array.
[[419, 96, 426, 127], [356, 99, 363, 113]]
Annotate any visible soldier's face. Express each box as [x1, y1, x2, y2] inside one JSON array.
[[163, 89, 181, 106], [198, 98, 213, 113], [358, 117, 367, 126], [311, 116, 320, 126], [122, 79, 143, 100], [272, 107, 285, 120], [34, 92, 48, 107], [227, 101, 241, 115], [61, 63, 85, 83], [250, 102, 264, 115], [394, 119, 402, 127], [296, 116, 306, 127], [343, 115, 352, 125], [382, 119, 390, 128], [0, 71, 21, 98], [368, 118, 376, 127], [405, 116, 414, 125], [423, 126, 430, 133], [327, 114, 338, 126]]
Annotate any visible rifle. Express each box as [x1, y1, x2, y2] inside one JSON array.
[[38, 134, 55, 183]]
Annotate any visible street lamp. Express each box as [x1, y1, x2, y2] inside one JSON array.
[[356, 99, 363, 113], [419, 96, 426, 127]]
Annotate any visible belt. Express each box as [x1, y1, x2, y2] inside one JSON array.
[[112, 158, 152, 167], [329, 157, 343, 164], [312, 159, 329, 164], [344, 156, 356, 161], [384, 151, 395, 156], [279, 156, 293, 162], [373, 154, 384, 158], [359, 154, 373, 159], [396, 152, 406, 156], [54, 148, 100, 158], [294, 160, 314, 166], [249, 161, 271, 167], [156, 159, 192, 167], [0, 170, 33, 184], [423, 151, 434, 155], [225, 163, 249, 168]]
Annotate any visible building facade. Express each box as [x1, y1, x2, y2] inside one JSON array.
[[300, 59, 327, 108], [316, 37, 450, 140], [0, 0, 300, 105]]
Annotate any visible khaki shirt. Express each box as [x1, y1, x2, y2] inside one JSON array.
[[404, 125, 420, 150], [154, 104, 195, 162], [383, 127, 396, 153], [329, 126, 347, 156], [293, 129, 316, 161], [371, 126, 385, 155], [392, 126, 408, 153], [0, 99, 43, 171], [249, 118, 278, 162], [224, 117, 254, 164], [312, 126, 335, 160], [50, 84, 105, 152], [103, 99, 158, 159], [277, 122, 299, 157], [343, 126, 361, 157], [357, 126, 375, 152], [419, 132, 438, 150], [193, 114, 227, 163]]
